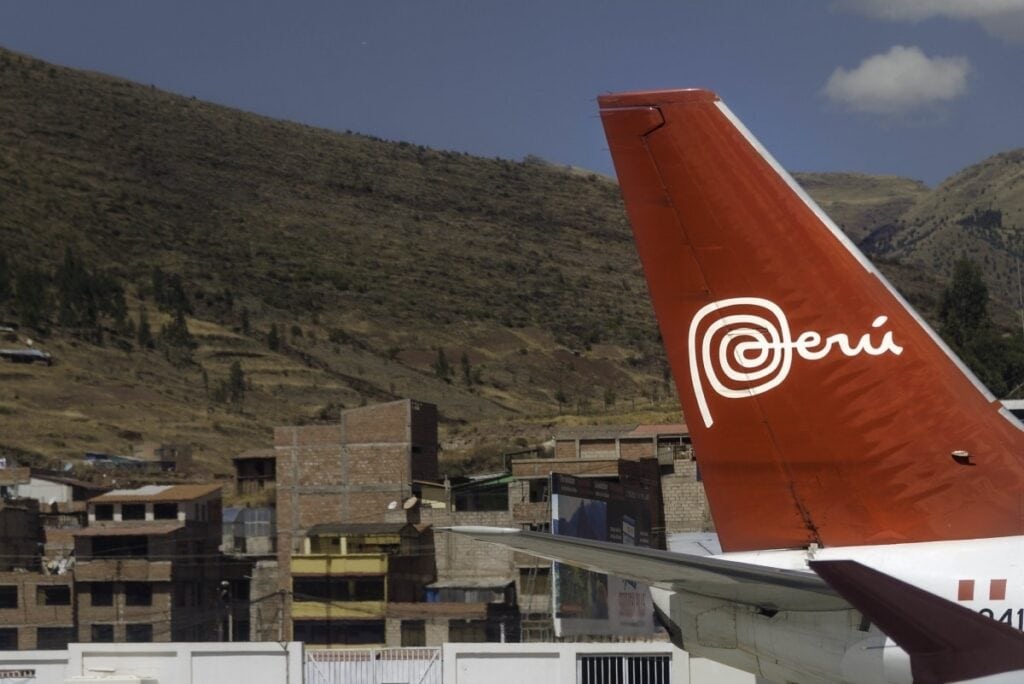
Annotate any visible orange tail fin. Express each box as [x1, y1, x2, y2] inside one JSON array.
[[598, 89, 1024, 551]]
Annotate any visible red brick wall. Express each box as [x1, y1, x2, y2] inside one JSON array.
[[274, 399, 439, 638]]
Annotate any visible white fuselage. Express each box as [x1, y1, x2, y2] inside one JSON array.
[[651, 536, 1024, 684]]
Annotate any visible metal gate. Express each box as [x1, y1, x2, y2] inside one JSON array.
[[577, 654, 671, 684], [305, 647, 441, 684]]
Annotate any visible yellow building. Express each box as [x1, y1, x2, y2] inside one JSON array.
[[291, 522, 434, 647]]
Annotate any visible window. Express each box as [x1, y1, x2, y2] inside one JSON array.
[[0, 586, 17, 609], [94, 504, 114, 520], [293, 620, 385, 646], [90, 582, 114, 607], [37, 585, 71, 606], [448, 620, 488, 642], [154, 503, 178, 520], [125, 623, 153, 643], [0, 628, 16, 649], [91, 624, 114, 643], [36, 627, 74, 650], [125, 583, 153, 606], [92, 535, 148, 558], [122, 503, 146, 520], [401, 620, 425, 647], [293, 576, 385, 602]]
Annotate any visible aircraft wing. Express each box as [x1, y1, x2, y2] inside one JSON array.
[[447, 527, 848, 611]]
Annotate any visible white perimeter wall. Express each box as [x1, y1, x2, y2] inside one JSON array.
[[0, 642, 302, 684], [442, 642, 755, 684]]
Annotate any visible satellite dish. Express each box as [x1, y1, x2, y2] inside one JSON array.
[[402, 496, 419, 510], [387, 501, 399, 510]]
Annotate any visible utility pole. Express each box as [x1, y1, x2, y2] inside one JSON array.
[[220, 580, 233, 642]]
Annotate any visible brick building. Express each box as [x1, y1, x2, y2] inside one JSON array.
[[233, 448, 276, 496], [552, 424, 689, 462], [73, 483, 223, 643], [0, 572, 75, 650], [131, 442, 193, 472], [274, 399, 438, 638], [290, 522, 435, 647]]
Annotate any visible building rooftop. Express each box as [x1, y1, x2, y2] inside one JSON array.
[[553, 423, 688, 440], [426, 577, 515, 589], [74, 521, 185, 537], [90, 483, 222, 504], [306, 522, 413, 537], [31, 471, 111, 491], [232, 448, 277, 462]]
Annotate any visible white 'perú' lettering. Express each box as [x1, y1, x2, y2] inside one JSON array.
[[687, 298, 903, 428]]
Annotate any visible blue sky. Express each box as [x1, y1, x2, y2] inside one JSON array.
[[1, 1, 1021, 186]]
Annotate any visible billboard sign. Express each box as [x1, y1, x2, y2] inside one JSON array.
[[551, 473, 656, 637]]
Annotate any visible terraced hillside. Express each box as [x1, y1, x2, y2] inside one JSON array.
[[0, 47, 983, 472]]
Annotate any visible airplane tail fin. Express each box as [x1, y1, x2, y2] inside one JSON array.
[[598, 89, 1024, 551]]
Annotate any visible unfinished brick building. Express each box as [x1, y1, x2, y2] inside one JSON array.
[[73, 483, 224, 643], [275, 399, 438, 638]]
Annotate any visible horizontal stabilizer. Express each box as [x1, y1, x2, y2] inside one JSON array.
[[447, 526, 845, 611], [811, 560, 1024, 684]]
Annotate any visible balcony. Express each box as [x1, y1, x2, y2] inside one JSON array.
[[291, 600, 386, 620], [74, 559, 172, 582], [291, 554, 387, 576]]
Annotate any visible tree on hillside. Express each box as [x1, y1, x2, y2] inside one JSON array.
[[267, 323, 280, 351], [151, 266, 192, 315], [939, 259, 990, 349], [434, 348, 451, 381], [938, 258, 1024, 397], [158, 309, 195, 364], [460, 351, 472, 386], [137, 306, 154, 349], [14, 267, 51, 332], [0, 252, 12, 305], [228, 361, 245, 410]]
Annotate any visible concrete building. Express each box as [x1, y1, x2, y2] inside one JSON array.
[[131, 442, 193, 472], [274, 398, 439, 638], [290, 522, 435, 647], [73, 483, 223, 643]]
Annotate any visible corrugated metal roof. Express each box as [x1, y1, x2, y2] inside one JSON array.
[[91, 483, 222, 503], [73, 522, 185, 537]]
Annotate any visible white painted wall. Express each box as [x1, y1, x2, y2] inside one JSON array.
[[0, 642, 302, 684], [441, 642, 754, 684]]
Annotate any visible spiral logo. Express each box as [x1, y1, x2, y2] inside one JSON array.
[[688, 298, 793, 428], [688, 297, 903, 428]]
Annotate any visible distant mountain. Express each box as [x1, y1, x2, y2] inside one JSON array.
[[866, 151, 1024, 321], [0, 46, 1005, 471]]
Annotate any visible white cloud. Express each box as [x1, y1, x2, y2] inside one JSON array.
[[837, 0, 1024, 41], [823, 46, 970, 114]]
